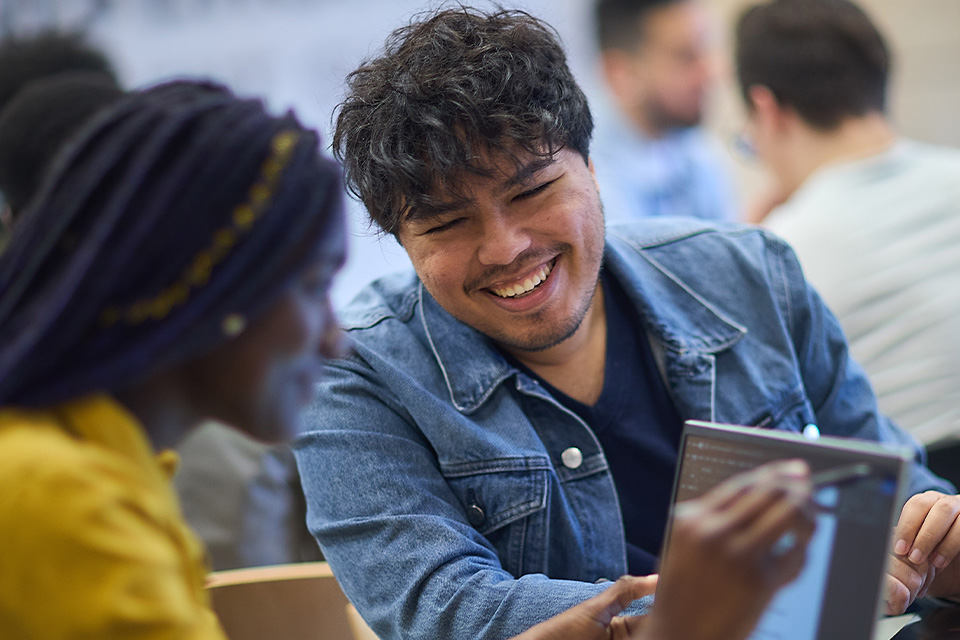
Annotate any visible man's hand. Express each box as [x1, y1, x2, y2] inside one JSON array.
[[513, 575, 656, 640], [885, 491, 960, 614]]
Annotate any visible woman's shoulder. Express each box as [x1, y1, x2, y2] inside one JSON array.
[[0, 409, 91, 475], [0, 408, 167, 530], [0, 408, 221, 638]]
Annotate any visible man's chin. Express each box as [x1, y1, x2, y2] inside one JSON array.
[[489, 316, 585, 354], [651, 106, 705, 131], [664, 115, 704, 131]]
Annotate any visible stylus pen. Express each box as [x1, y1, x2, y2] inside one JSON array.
[[810, 463, 873, 488]]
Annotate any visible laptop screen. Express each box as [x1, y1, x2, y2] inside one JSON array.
[[665, 420, 912, 640]]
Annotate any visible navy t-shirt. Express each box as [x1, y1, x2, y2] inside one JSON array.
[[511, 271, 683, 575]]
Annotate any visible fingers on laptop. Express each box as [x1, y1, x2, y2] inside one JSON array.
[[695, 459, 811, 512], [884, 555, 937, 615], [893, 491, 960, 570], [594, 575, 658, 620], [883, 491, 960, 614]]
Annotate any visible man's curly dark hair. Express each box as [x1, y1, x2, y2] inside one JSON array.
[[333, 7, 593, 237]]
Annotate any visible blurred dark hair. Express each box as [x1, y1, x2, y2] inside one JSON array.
[[0, 31, 118, 112], [333, 7, 593, 237], [735, 0, 889, 130], [0, 72, 123, 216], [595, 0, 682, 51], [0, 80, 344, 406]]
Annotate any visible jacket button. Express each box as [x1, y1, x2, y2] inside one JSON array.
[[467, 504, 486, 527], [561, 447, 583, 469], [803, 423, 820, 439]]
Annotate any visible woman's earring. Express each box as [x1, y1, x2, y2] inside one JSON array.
[[221, 313, 247, 338]]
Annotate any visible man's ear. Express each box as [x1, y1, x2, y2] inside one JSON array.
[[587, 156, 601, 192], [748, 85, 788, 132]]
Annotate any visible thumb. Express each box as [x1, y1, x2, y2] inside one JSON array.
[[586, 575, 659, 626]]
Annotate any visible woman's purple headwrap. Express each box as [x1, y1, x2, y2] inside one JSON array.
[[0, 80, 345, 406]]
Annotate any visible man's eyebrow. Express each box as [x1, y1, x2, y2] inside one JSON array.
[[403, 198, 470, 225], [497, 157, 556, 194]]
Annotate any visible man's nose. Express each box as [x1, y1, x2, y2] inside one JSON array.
[[476, 212, 531, 266]]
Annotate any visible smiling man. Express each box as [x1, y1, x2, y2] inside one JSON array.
[[293, 7, 953, 640], [398, 147, 608, 406]]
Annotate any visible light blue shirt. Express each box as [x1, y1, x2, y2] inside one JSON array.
[[295, 219, 948, 640], [591, 104, 739, 224]]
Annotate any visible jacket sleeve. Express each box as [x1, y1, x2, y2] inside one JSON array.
[[770, 233, 954, 496], [294, 352, 650, 640]]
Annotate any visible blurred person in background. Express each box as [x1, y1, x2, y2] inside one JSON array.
[[0, 30, 116, 112], [735, 0, 960, 615], [591, 0, 738, 224], [0, 30, 119, 239], [736, 0, 960, 457], [0, 72, 122, 221]]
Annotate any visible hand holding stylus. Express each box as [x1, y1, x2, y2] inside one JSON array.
[[517, 460, 816, 640]]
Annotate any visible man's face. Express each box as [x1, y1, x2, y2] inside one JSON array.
[[627, 1, 714, 131], [397, 147, 606, 355]]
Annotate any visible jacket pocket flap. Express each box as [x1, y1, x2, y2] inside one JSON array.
[[442, 458, 549, 535]]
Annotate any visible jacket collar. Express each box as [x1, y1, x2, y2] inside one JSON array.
[[603, 232, 746, 355], [418, 283, 516, 413], [419, 235, 746, 413]]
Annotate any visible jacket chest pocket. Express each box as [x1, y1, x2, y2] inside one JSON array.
[[442, 461, 549, 577], [750, 386, 818, 434]]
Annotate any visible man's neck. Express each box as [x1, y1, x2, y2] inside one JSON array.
[[785, 112, 896, 196], [505, 282, 607, 406]]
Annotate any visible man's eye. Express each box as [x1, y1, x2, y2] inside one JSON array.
[[424, 217, 464, 235], [515, 178, 558, 201]]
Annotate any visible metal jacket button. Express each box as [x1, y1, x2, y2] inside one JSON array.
[[467, 504, 486, 527], [561, 447, 583, 469]]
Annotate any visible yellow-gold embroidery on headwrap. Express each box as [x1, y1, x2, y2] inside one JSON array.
[[99, 129, 299, 328]]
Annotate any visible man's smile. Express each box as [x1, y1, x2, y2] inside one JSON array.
[[488, 259, 556, 299]]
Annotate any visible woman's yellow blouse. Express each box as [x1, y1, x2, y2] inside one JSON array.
[[0, 394, 226, 638]]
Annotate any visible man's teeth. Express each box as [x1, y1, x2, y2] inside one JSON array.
[[491, 262, 553, 298]]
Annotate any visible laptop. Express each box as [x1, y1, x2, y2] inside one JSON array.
[[664, 420, 913, 640]]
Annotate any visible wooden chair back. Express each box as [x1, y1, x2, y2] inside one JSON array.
[[207, 561, 359, 640]]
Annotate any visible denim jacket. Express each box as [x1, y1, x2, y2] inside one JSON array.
[[295, 220, 950, 640]]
